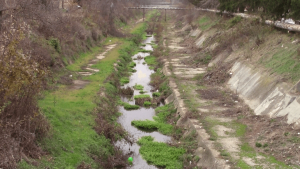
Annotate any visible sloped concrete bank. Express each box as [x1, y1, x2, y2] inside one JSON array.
[[162, 11, 300, 167], [188, 21, 300, 127], [227, 61, 300, 126], [162, 47, 230, 168], [164, 77, 230, 169]]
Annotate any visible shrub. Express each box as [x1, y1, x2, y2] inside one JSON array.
[[255, 142, 262, 148], [48, 38, 61, 53], [221, 151, 230, 156]]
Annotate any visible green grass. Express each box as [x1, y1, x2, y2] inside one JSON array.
[[134, 94, 151, 99], [131, 104, 175, 135], [133, 84, 144, 90], [144, 101, 152, 107], [139, 90, 146, 94], [264, 48, 300, 82], [227, 16, 242, 28], [200, 54, 212, 64], [18, 12, 151, 169], [139, 49, 152, 53], [128, 61, 136, 68], [120, 101, 140, 110], [66, 46, 102, 72], [120, 77, 130, 85], [137, 136, 185, 169], [19, 19, 148, 168], [152, 92, 161, 97], [22, 40, 128, 169], [131, 120, 160, 130], [144, 56, 157, 66], [197, 16, 218, 31]]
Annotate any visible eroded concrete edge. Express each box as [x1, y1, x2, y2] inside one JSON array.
[[164, 65, 230, 169]]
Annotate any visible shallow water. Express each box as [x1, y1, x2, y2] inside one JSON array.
[[117, 36, 171, 169]]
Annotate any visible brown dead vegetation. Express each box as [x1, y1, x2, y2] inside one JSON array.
[[135, 97, 152, 106], [200, 62, 233, 86], [120, 86, 134, 96], [0, 0, 142, 168], [197, 88, 240, 107], [94, 83, 133, 168]]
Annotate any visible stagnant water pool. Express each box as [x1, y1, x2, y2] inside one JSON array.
[[116, 35, 171, 169]]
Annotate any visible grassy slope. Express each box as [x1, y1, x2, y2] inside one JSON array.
[[19, 40, 124, 168], [19, 18, 147, 168]]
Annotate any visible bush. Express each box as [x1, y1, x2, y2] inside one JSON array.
[[48, 38, 61, 53], [255, 142, 262, 148]]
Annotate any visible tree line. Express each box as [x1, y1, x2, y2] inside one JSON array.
[[188, 0, 300, 20]]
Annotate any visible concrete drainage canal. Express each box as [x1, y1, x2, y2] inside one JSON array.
[[116, 35, 171, 169]]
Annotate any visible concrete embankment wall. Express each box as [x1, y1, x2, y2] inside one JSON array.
[[190, 25, 300, 126], [227, 61, 300, 126], [164, 79, 230, 169], [163, 21, 300, 168]]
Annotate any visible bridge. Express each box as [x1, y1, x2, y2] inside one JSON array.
[[127, 0, 190, 21]]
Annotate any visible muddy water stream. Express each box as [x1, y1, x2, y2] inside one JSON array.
[[117, 36, 171, 169]]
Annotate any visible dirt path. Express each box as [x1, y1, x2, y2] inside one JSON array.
[[78, 44, 117, 76], [69, 44, 117, 90]]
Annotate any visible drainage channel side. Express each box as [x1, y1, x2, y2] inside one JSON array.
[[164, 76, 230, 169]]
